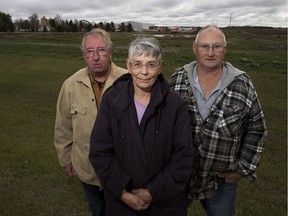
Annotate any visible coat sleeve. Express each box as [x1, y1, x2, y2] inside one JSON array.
[[89, 94, 131, 199], [237, 80, 268, 181], [146, 97, 194, 202], [54, 81, 73, 167]]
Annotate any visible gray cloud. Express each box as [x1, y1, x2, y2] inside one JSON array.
[[1, 0, 287, 27]]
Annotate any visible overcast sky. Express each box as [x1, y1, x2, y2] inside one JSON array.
[[2, 0, 287, 27]]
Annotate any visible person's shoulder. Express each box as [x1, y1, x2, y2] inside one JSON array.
[[167, 88, 186, 104], [237, 73, 255, 88], [114, 73, 131, 85], [224, 62, 246, 76], [224, 62, 256, 90], [63, 67, 88, 84], [103, 73, 131, 98], [163, 90, 187, 113], [111, 62, 128, 75], [118, 67, 128, 75], [171, 61, 196, 77]]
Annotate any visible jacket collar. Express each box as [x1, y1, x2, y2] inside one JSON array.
[[76, 62, 123, 89], [112, 73, 167, 117]]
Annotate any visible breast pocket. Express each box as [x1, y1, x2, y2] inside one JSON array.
[[71, 106, 87, 116], [70, 106, 88, 131], [217, 106, 243, 138]]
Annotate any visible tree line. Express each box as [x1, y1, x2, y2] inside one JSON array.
[[0, 12, 135, 32]]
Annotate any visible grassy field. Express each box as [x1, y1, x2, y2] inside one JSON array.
[[0, 27, 286, 216]]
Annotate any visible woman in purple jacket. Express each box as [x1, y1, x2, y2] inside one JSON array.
[[89, 36, 194, 216]]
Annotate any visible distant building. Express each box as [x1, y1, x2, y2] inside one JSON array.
[[170, 26, 195, 33], [120, 21, 195, 33], [124, 21, 155, 31], [39, 24, 51, 32], [39, 16, 51, 32], [149, 26, 171, 32]]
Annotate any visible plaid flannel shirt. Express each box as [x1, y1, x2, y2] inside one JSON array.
[[168, 61, 267, 199]]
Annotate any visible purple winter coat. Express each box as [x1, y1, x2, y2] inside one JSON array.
[[89, 73, 194, 216]]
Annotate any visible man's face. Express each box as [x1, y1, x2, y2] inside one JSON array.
[[82, 34, 112, 77], [193, 27, 227, 72]]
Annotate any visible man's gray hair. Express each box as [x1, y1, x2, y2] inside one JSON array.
[[80, 28, 113, 50], [195, 24, 227, 45]]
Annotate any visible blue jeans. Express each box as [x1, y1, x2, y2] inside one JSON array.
[[81, 182, 105, 216], [200, 177, 237, 216]]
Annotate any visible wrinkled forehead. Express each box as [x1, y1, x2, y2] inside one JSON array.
[[135, 50, 155, 57], [85, 34, 107, 46], [131, 52, 157, 61], [197, 27, 226, 44]]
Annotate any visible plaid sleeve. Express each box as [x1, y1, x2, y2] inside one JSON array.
[[236, 75, 268, 181]]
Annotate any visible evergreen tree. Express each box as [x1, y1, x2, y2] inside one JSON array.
[[127, 23, 134, 32], [0, 12, 14, 32], [119, 22, 125, 32], [105, 22, 111, 32], [110, 21, 115, 32]]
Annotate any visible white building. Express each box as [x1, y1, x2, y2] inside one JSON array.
[[124, 21, 155, 31]]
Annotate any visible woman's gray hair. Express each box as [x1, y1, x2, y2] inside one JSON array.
[[127, 36, 163, 63], [195, 24, 227, 45], [80, 28, 113, 50]]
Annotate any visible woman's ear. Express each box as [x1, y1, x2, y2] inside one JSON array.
[[157, 62, 163, 75], [126, 59, 131, 73]]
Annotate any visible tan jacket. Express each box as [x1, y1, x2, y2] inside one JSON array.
[[54, 62, 127, 185]]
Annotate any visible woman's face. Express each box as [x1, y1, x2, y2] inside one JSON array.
[[127, 53, 161, 93]]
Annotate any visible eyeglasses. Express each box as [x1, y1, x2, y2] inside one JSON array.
[[196, 44, 226, 52], [85, 48, 109, 57], [129, 62, 160, 71]]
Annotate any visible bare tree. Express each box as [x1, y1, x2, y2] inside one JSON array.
[[29, 13, 39, 32], [54, 14, 62, 26]]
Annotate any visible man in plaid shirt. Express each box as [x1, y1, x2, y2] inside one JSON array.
[[169, 24, 267, 216]]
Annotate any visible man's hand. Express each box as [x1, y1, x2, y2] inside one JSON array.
[[120, 190, 150, 211], [64, 164, 76, 176], [218, 171, 243, 183]]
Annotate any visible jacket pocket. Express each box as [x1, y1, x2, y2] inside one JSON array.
[[70, 106, 88, 137], [217, 105, 243, 138], [71, 106, 87, 116]]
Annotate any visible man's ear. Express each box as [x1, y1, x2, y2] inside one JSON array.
[[192, 42, 197, 54]]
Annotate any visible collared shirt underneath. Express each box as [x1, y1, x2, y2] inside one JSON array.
[[193, 65, 227, 119], [90, 74, 105, 109], [169, 61, 267, 200]]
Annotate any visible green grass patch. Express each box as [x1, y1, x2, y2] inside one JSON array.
[[0, 28, 286, 215]]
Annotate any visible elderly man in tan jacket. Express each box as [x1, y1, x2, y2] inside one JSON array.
[[54, 28, 127, 216]]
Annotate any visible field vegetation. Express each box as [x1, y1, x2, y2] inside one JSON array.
[[0, 27, 286, 215]]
